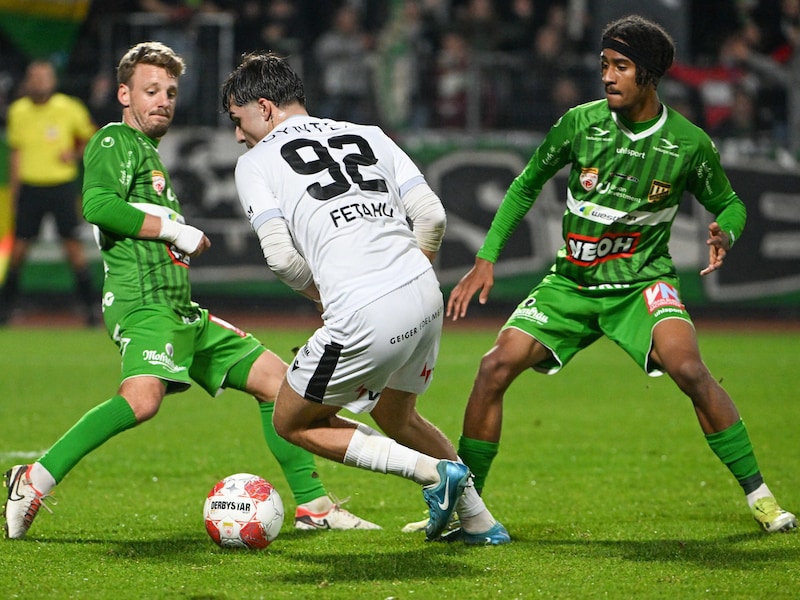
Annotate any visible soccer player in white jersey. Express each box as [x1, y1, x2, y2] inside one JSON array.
[[222, 52, 509, 544], [448, 14, 796, 534]]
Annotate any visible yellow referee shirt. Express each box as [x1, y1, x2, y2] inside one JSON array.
[[7, 92, 96, 186]]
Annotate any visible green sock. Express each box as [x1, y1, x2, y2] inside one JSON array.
[[458, 435, 499, 493], [39, 395, 137, 483], [259, 400, 326, 505], [705, 419, 763, 494]]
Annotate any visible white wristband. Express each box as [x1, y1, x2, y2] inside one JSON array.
[[159, 217, 204, 254]]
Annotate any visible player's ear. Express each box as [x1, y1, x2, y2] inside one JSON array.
[[117, 83, 130, 108], [258, 98, 272, 121]]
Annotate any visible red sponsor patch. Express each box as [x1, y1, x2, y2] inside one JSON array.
[[642, 281, 684, 314], [566, 232, 639, 266]]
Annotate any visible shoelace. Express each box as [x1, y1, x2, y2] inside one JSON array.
[[326, 492, 352, 513]]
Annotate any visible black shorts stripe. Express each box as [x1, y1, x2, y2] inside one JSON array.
[[304, 342, 344, 402]]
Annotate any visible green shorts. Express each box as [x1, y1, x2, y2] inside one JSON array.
[[115, 305, 264, 396], [502, 272, 693, 376]]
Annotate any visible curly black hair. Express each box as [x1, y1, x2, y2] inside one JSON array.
[[602, 15, 675, 89]]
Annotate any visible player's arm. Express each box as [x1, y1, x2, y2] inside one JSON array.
[[82, 131, 208, 256], [402, 181, 446, 263], [234, 155, 318, 303], [447, 114, 572, 320], [254, 217, 318, 303], [82, 188, 210, 257], [687, 137, 746, 276]]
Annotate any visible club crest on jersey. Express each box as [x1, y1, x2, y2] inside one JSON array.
[[648, 179, 671, 203], [152, 170, 166, 195], [580, 168, 599, 191]]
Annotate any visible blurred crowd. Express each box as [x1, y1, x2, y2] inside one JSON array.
[[1, 0, 798, 160]]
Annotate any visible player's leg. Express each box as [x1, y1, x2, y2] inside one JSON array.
[[457, 273, 593, 494], [275, 286, 468, 540], [374, 388, 509, 544], [608, 279, 796, 533], [651, 317, 797, 532], [273, 385, 467, 540], [0, 184, 40, 323], [225, 343, 380, 530], [4, 307, 192, 539], [4, 376, 165, 540], [52, 182, 96, 324]]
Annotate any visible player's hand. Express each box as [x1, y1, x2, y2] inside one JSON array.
[[700, 221, 730, 276], [446, 258, 495, 321], [186, 234, 211, 257], [159, 218, 210, 256]]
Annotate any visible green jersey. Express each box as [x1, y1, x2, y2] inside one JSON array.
[[82, 122, 196, 321], [478, 100, 747, 287]]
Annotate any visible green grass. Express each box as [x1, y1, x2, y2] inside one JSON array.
[[1, 323, 798, 599]]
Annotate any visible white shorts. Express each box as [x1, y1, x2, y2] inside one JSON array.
[[286, 268, 444, 413]]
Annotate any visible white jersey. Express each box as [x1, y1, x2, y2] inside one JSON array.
[[235, 115, 433, 319]]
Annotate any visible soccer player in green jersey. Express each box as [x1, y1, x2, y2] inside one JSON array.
[[447, 15, 796, 534], [2, 41, 379, 541]]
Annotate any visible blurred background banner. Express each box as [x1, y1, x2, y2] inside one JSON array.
[[0, 1, 798, 317], [3, 128, 797, 314], [0, 141, 9, 284], [0, 0, 91, 60]]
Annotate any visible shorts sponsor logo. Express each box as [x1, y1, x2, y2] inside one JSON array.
[[513, 298, 549, 325], [389, 327, 417, 344], [643, 281, 685, 314], [389, 307, 441, 345], [566, 232, 639, 265], [143, 343, 186, 374], [420, 362, 433, 383], [356, 384, 381, 401]]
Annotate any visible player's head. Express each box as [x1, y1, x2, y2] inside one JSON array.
[[220, 52, 305, 114], [24, 60, 57, 104], [116, 41, 185, 86], [116, 41, 185, 139], [601, 15, 674, 89]]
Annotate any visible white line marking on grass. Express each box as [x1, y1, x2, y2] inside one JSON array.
[[0, 450, 48, 460]]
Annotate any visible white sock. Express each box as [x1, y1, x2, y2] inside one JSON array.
[[30, 462, 56, 495], [456, 476, 497, 533], [343, 428, 438, 485], [746, 483, 773, 509]]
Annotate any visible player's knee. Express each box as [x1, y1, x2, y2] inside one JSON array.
[[477, 350, 517, 390], [668, 358, 712, 392], [129, 397, 162, 423]]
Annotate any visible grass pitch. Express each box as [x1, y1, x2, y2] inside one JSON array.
[[1, 321, 798, 599]]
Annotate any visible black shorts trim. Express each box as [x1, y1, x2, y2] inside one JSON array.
[[304, 342, 344, 403]]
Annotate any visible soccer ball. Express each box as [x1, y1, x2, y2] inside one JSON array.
[[203, 473, 284, 549]]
